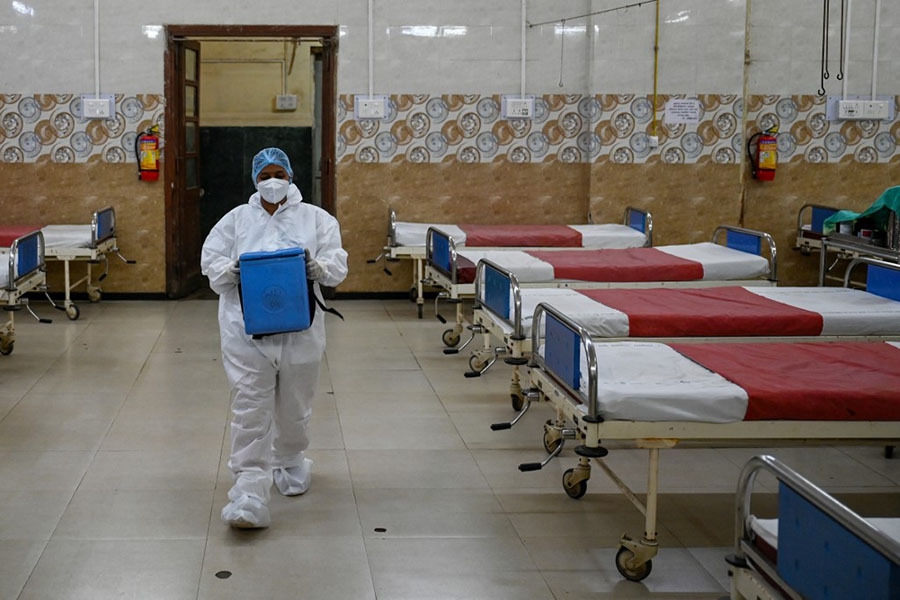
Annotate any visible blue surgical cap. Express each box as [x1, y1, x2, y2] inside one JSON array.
[[251, 147, 293, 184]]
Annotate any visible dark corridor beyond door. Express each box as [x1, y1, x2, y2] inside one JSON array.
[[199, 126, 314, 242]]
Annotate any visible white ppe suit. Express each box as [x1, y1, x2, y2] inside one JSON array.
[[201, 184, 347, 507]]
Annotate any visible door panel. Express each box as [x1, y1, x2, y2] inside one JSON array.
[[170, 39, 203, 297]]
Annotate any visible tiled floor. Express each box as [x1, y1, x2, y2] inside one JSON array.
[[0, 299, 898, 599]]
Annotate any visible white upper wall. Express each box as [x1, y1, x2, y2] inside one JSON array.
[[0, 0, 896, 95]]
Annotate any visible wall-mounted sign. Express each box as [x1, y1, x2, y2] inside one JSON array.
[[664, 99, 701, 125]]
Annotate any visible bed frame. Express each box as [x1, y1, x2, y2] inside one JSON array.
[[507, 302, 900, 582], [728, 455, 900, 599], [794, 204, 840, 255], [369, 206, 653, 319], [472, 256, 900, 409], [428, 224, 777, 377], [1, 231, 52, 355], [44, 206, 135, 320]]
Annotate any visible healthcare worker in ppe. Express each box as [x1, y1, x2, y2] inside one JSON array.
[[201, 147, 348, 529]]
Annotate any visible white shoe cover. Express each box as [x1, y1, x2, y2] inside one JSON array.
[[273, 458, 313, 496], [222, 492, 271, 529]]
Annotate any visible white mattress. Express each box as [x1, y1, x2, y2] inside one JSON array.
[[501, 286, 900, 338], [461, 250, 556, 282], [41, 225, 93, 249], [658, 242, 770, 281], [750, 516, 900, 551], [575, 342, 750, 422], [395, 222, 647, 248], [395, 223, 466, 247], [751, 287, 900, 336]]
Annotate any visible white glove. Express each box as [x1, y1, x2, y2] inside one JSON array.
[[228, 259, 241, 283], [305, 254, 324, 282]]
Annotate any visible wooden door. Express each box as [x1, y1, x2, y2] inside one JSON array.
[[168, 39, 203, 297]]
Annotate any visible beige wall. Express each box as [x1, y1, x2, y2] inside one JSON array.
[[199, 41, 317, 128]]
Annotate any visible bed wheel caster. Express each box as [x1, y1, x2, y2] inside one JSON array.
[[441, 329, 460, 347], [0, 341, 13, 356], [408, 286, 417, 303], [65, 305, 80, 321], [885, 445, 895, 459], [562, 468, 588, 499], [417, 305, 423, 319], [543, 425, 561, 455], [615, 545, 653, 582], [87, 287, 102, 303], [511, 391, 524, 411]]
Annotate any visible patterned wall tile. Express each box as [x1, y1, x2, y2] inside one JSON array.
[[0, 94, 164, 163], [338, 93, 900, 165]]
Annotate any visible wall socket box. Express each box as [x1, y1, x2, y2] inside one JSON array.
[[838, 99, 890, 120], [502, 96, 534, 119], [354, 96, 387, 120], [81, 95, 115, 119], [275, 94, 298, 111]]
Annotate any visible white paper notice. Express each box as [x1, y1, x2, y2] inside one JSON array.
[[664, 99, 701, 124]]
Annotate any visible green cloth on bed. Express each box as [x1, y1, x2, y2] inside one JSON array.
[[823, 186, 900, 235]]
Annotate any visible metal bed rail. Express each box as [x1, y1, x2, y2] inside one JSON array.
[[91, 206, 117, 247], [844, 256, 900, 292], [474, 258, 524, 341], [796, 203, 839, 236], [425, 226, 459, 285], [712, 225, 778, 283], [529, 301, 600, 422], [729, 455, 900, 599]]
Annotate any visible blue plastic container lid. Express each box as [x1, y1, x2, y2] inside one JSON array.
[[240, 247, 305, 262]]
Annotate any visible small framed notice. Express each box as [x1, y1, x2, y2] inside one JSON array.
[[664, 99, 701, 125]]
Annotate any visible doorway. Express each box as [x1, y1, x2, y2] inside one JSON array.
[[164, 25, 338, 299]]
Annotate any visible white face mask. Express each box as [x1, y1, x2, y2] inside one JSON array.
[[257, 178, 290, 204]]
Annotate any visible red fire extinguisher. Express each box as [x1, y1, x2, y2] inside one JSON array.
[[135, 126, 160, 181], [747, 127, 778, 181]]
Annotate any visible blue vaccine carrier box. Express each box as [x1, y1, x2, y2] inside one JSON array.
[[239, 247, 310, 336]]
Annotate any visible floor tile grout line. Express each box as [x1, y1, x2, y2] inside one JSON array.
[[15, 301, 171, 598]]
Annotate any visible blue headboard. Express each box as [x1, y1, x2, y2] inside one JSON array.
[[867, 264, 900, 302], [95, 208, 115, 243], [627, 209, 647, 234], [776, 482, 900, 600], [431, 230, 452, 276], [544, 313, 581, 391], [726, 229, 762, 256], [483, 264, 510, 320], [811, 206, 838, 234], [16, 232, 41, 281]]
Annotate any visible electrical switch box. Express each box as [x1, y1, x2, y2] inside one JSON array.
[[502, 96, 534, 119], [837, 100, 891, 120], [81, 95, 114, 119], [355, 96, 387, 120], [275, 94, 298, 111]]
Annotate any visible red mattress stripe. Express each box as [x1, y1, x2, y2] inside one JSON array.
[[0, 225, 43, 247], [527, 248, 704, 282], [459, 224, 583, 248], [456, 255, 477, 284], [577, 287, 824, 337], [670, 342, 900, 421]]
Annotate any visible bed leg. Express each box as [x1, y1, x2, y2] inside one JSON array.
[[64, 260, 72, 309], [509, 366, 523, 411], [416, 258, 424, 319], [615, 448, 659, 582]]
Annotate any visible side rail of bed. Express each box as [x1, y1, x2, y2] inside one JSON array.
[[474, 258, 525, 340], [729, 454, 900, 600], [425, 226, 459, 285], [6, 230, 45, 292], [844, 257, 900, 302], [624, 207, 653, 247], [91, 206, 117, 248], [530, 301, 600, 421], [712, 225, 778, 282]]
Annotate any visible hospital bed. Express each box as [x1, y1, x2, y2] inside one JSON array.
[[368, 207, 652, 318], [728, 455, 900, 600], [1, 230, 53, 355], [511, 302, 900, 582], [0, 207, 135, 320], [472, 257, 900, 409], [794, 203, 839, 255], [427, 224, 777, 353]]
